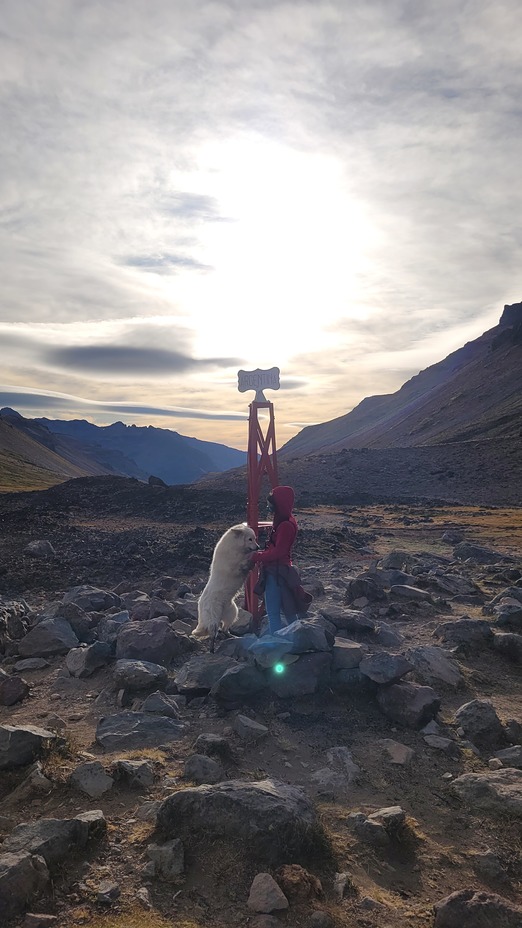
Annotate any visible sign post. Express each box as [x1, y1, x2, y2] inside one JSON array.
[[238, 367, 280, 629]]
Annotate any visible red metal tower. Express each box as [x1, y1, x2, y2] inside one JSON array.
[[238, 368, 280, 630]]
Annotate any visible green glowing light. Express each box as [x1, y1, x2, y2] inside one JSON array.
[[274, 663, 285, 674]]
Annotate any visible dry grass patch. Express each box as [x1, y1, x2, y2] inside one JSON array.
[[72, 908, 204, 928]]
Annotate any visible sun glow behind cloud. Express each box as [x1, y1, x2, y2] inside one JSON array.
[[165, 136, 379, 363]]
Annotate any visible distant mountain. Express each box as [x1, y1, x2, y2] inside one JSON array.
[[281, 301, 522, 457], [0, 410, 247, 492], [36, 418, 246, 485]]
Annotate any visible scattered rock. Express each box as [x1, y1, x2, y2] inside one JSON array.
[[406, 645, 464, 687], [18, 618, 79, 658], [116, 617, 193, 665], [183, 753, 224, 784], [492, 631, 522, 662], [95, 712, 186, 751], [113, 659, 168, 690], [450, 768, 522, 818], [140, 691, 181, 718], [13, 659, 50, 672], [0, 852, 50, 922], [248, 873, 289, 913], [434, 888, 522, 927], [112, 759, 155, 788], [376, 682, 441, 728], [454, 699, 505, 751], [69, 761, 114, 798], [24, 540, 56, 558], [145, 838, 184, 880], [0, 725, 56, 770], [193, 732, 233, 760], [377, 739, 415, 765], [359, 651, 413, 684], [65, 641, 111, 678], [233, 714, 269, 742], [0, 669, 29, 705], [276, 863, 322, 901]]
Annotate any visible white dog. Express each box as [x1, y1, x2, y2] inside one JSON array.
[[193, 523, 259, 652]]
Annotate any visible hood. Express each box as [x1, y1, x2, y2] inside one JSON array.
[[270, 485, 295, 522]]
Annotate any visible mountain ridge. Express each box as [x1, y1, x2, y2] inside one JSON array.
[[280, 301, 522, 457]]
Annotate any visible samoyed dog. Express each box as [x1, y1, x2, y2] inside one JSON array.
[[192, 523, 259, 651]]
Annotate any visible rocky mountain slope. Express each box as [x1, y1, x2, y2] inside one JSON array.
[[281, 301, 522, 457], [0, 409, 246, 491], [0, 485, 520, 928]]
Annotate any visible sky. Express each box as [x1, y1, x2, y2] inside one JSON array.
[[1, 0, 521, 450]]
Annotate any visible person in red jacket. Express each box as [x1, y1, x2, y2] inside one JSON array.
[[250, 485, 299, 633]]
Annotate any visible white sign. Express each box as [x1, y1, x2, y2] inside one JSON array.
[[238, 367, 280, 402]]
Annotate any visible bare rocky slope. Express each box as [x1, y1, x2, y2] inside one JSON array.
[[0, 480, 521, 928], [281, 301, 522, 457]]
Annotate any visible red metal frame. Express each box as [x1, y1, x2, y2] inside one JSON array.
[[244, 400, 278, 629]]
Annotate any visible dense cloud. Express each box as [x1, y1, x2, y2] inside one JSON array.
[[0, 0, 521, 445]]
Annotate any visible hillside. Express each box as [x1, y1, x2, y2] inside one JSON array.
[[281, 301, 522, 457], [0, 410, 247, 492], [37, 417, 246, 484]]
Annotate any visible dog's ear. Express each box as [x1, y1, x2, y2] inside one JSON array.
[[230, 525, 246, 536]]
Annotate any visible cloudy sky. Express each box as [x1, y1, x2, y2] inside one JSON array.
[[1, 0, 521, 449]]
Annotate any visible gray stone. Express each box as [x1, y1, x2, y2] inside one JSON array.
[[450, 768, 522, 819], [247, 635, 295, 669], [113, 659, 168, 690], [146, 838, 184, 880], [495, 745, 522, 768], [112, 759, 155, 788], [347, 813, 390, 847], [157, 778, 317, 864], [0, 669, 29, 706], [13, 659, 50, 672], [0, 852, 50, 922], [310, 767, 350, 800], [493, 631, 522, 662], [331, 638, 365, 670], [359, 651, 413, 684], [274, 619, 334, 653], [233, 714, 269, 742], [433, 618, 494, 649], [376, 682, 440, 728], [70, 761, 114, 798], [24, 540, 56, 558], [141, 691, 181, 718], [406, 646, 464, 687], [210, 663, 268, 701], [116, 618, 193, 665], [377, 739, 415, 765], [18, 618, 79, 658], [96, 881, 120, 903], [175, 654, 238, 693], [193, 732, 233, 760], [326, 746, 360, 781], [268, 652, 332, 698], [434, 889, 522, 927], [184, 753, 224, 784], [319, 607, 376, 634], [454, 699, 505, 751], [95, 712, 185, 751], [309, 913, 334, 928], [0, 725, 56, 770], [424, 735, 461, 758], [65, 641, 111, 678], [367, 805, 406, 830], [248, 873, 289, 913], [62, 585, 122, 612], [4, 816, 90, 865], [454, 543, 512, 565], [96, 611, 130, 645], [505, 719, 522, 744]]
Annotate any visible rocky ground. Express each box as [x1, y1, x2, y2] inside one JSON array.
[[0, 477, 521, 928]]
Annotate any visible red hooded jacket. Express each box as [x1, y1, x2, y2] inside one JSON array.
[[250, 485, 297, 567]]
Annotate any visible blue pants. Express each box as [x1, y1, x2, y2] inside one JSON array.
[[265, 572, 297, 634]]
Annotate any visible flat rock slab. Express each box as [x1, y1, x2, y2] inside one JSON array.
[[113, 659, 168, 690], [376, 682, 441, 728], [70, 761, 114, 798], [95, 712, 186, 751], [359, 652, 413, 684], [406, 646, 464, 687], [450, 768, 522, 818], [157, 778, 317, 864]]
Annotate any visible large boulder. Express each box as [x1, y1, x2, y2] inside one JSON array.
[[433, 618, 494, 650], [115, 618, 193, 665], [376, 682, 440, 728], [18, 618, 79, 658], [359, 652, 413, 685], [175, 655, 239, 694], [0, 725, 56, 770], [492, 631, 522, 662], [453, 543, 512, 565], [95, 712, 186, 751], [434, 889, 522, 927], [157, 778, 318, 863], [450, 769, 522, 819], [3, 816, 91, 865], [267, 652, 332, 698]]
